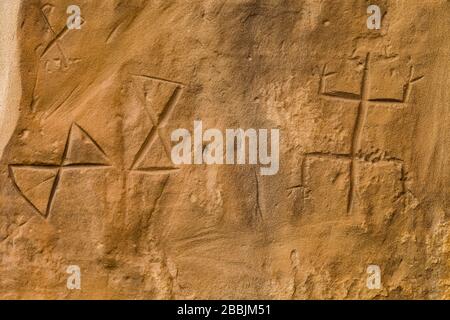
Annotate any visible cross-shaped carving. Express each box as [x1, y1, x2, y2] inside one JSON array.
[[301, 53, 423, 213]]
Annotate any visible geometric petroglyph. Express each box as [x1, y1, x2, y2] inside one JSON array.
[[40, 4, 70, 68], [10, 72, 185, 219], [31, 5, 84, 112], [301, 53, 423, 213], [9, 123, 111, 218], [39, 4, 85, 68], [129, 74, 185, 175]]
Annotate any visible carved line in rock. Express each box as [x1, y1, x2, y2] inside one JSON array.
[[40, 4, 70, 66], [10, 75, 186, 218], [106, 74, 186, 222], [9, 123, 112, 219], [40, 4, 85, 65], [30, 4, 85, 112], [128, 74, 186, 174], [301, 53, 423, 213]]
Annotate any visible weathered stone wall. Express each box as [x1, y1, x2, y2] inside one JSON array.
[[0, 0, 448, 299]]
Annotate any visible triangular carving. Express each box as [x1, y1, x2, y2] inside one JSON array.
[[63, 123, 110, 165], [9, 166, 59, 217], [133, 128, 176, 171]]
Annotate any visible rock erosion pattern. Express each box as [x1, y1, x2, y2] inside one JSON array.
[[0, 0, 449, 299]]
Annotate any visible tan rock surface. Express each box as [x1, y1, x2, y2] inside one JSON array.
[[0, 0, 449, 299]]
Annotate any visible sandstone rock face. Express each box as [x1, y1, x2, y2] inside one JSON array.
[[0, 0, 448, 299]]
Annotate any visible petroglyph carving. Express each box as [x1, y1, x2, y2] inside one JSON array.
[[302, 53, 422, 213], [129, 74, 185, 174], [9, 123, 111, 218]]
